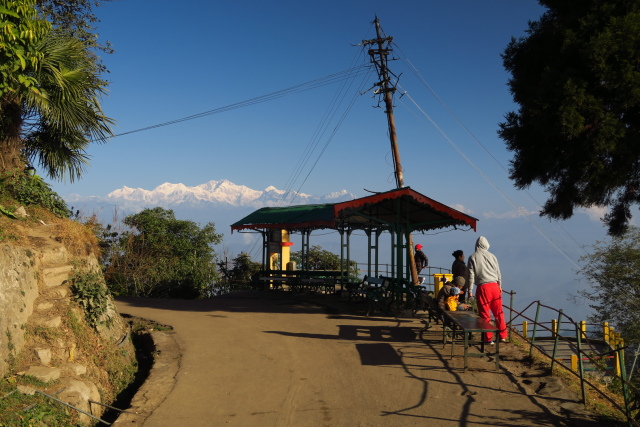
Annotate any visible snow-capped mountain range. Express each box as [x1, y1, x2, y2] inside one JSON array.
[[64, 179, 357, 211]]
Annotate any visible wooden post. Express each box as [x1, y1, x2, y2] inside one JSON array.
[[364, 18, 419, 286]]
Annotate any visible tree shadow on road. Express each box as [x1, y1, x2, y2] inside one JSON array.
[[264, 321, 575, 425], [116, 291, 352, 315], [376, 327, 581, 425]]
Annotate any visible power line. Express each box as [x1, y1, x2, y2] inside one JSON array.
[[111, 66, 370, 139], [395, 44, 588, 261], [244, 54, 374, 259], [398, 88, 582, 270]]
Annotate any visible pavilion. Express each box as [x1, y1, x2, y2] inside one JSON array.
[[231, 187, 478, 284]]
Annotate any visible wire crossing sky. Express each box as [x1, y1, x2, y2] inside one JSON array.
[[52, 1, 614, 320]]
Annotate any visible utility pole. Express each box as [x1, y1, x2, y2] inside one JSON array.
[[362, 17, 420, 285], [363, 17, 404, 188]]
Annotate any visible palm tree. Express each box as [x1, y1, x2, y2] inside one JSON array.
[[0, 1, 113, 182], [21, 30, 114, 181]]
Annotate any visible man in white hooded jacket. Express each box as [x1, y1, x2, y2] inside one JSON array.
[[467, 236, 507, 344]]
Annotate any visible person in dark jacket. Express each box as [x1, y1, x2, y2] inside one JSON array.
[[451, 249, 468, 302], [414, 244, 428, 274], [437, 276, 470, 311]]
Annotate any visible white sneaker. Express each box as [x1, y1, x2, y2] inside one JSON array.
[[487, 341, 495, 345], [500, 338, 508, 343]]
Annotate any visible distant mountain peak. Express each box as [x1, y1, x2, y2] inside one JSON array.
[[100, 179, 355, 209]]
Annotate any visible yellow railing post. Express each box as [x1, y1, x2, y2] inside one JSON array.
[[610, 327, 616, 346], [603, 322, 610, 344], [522, 321, 528, 339], [552, 318, 558, 337], [571, 354, 578, 372], [579, 320, 587, 339]]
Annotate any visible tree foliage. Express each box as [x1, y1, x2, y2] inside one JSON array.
[[579, 226, 640, 345], [0, 0, 113, 184], [290, 245, 359, 278], [0, 1, 50, 99], [499, 0, 640, 236], [218, 251, 261, 284], [104, 207, 223, 298], [36, 0, 113, 52]]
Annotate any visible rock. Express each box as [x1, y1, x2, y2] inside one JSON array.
[[36, 301, 54, 311], [43, 265, 73, 288], [33, 315, 62, 328], [23, 366, 61, 383], [34, 348, 52, 366], [17, 385, 36, 395], [536, 377, 566, 395], [14, 206, 27, 218], [48, 286, 69, 298], [67, 364, 87, 376], [57, 379, 103, 424], [40, 246, 69, 266]]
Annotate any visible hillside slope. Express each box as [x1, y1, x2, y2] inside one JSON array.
[[0, 211, 136, 424]]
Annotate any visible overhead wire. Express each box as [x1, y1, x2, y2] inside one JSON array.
[[99, 25, 588, 268], [88, 61, 373, 261], [110, 66, 371, 139], [396, 85, 582, 270], [394, 45, 588, 261], [280, 49, 372, 205], [242, 28, 385, 259], [289, 65, 374, 205], [244, 44, 375, 259]]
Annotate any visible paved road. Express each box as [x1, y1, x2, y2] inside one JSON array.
[[114, 293, 584, 426]]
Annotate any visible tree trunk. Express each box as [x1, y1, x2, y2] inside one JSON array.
[[0, 99, 26, 176]]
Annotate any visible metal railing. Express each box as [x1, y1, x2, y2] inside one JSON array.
[[502, 292, 638, 426], [355, 263, 450, 288]]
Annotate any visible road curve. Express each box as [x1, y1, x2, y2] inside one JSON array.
[[114, 292, 579, 427]]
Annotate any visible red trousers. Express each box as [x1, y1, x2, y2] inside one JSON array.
[[475, 282, 507, 341]]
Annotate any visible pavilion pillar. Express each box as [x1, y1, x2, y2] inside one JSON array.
[[267, 229, 291, 270], [365, 228, 382, 277], [301, 229, 311, 270], [261, 231, 268, 270], [339, 228, 353, 284]]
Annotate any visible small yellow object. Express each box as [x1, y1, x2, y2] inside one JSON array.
[[68, 343, 76, 362]]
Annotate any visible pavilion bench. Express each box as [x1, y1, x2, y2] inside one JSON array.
[[346, 275, 385, 301], [441, 310, 500, 371]]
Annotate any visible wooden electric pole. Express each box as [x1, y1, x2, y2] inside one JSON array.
[[362, 17, 420, 285]]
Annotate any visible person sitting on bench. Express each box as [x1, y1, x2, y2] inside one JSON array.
[[437, 276, 471, 311]]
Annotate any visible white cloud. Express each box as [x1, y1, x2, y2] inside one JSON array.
[[451, 204, 473, 214], [482, 207, 539, 220], [578, 206, 607, 222]]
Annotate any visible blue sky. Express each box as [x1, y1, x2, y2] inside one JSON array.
[[48, 1, 623, 320], [52, 0, 547, 201]]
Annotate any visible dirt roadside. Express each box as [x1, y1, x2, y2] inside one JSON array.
[[112, 291, 601, 426]]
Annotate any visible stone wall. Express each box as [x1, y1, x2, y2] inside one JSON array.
[[0, 222, 135, 424], [0, 243, 40, 375]]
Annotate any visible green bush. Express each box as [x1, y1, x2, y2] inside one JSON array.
[[1, 171, 70, 218], [70, 271, 111, 328]]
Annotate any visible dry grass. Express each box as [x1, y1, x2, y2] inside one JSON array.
[[0, 204, 101, 257], [508, 330, 632, 425]]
